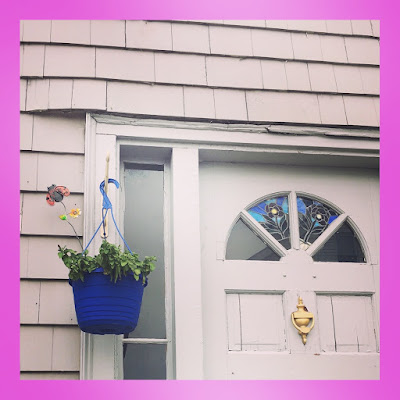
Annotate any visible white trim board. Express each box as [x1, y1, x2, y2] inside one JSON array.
[[82, 113, 379, 380]]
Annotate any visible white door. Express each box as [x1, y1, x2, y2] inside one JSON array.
[[199, 162, 379, 380]]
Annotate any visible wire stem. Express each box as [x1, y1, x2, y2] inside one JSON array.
[[60, 201, 83, 251]]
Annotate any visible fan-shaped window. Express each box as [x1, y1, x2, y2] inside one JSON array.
[[226, 193, 366, 263]]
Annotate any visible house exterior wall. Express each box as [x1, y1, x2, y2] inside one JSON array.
[[19, 20, 379, 379]]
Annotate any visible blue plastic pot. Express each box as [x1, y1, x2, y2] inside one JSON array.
[[69, 268, 146, 335]]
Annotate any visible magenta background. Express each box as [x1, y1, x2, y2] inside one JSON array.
[[2, 0, 397, 398]]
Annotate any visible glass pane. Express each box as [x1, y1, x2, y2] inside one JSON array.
[[226, 219, 281, 261], [123, 344, 167, 380], [297, 196, 339, 249], [247, 196, 291, 249], [124, 165, 166, 339], [313, 222, 366, 263]]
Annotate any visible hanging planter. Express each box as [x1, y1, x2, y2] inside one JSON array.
[[47, 174, 156, 335], [70, 266, 146, 335]]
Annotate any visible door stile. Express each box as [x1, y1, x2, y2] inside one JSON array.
[[288, 191, 300, 250]]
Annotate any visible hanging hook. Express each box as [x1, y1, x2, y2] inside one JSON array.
[[101, 153, 110, 239]]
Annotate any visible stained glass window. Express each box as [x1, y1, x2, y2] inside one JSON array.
[[297, 196, 339, 250], [313, 222, 366, 263], [248, 196, 291, 249], [226, 219, 281, 261], [226, 193, 366, 264]]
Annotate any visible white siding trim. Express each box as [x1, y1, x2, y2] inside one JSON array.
[[171, 148, 204, 379]]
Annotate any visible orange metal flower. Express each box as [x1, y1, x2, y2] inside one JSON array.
[[69, 208, 81, 218]]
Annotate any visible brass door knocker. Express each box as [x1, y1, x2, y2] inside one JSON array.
[[291, 297, 315, 345]]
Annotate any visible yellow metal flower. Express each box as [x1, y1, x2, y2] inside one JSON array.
[[69, 208, 81, 218], [59, 214, 67, 220]]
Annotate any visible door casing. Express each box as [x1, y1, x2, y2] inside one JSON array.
[[82, 113, 379, 380]]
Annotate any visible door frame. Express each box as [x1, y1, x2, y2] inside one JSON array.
[[81, 113, 379, 380]]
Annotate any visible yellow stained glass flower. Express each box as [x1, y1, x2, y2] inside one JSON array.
[[69, 208, 81, 218], [59, 214, 67, 220]]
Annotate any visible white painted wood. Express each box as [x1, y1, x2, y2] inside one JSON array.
[[91, 20, 125, 47], [227, 353, 379, 380], [122, 338, 169, 344], [72, 80, 107, 110], [20, 237, 29, 278], [171, 147, 204, 379], [80, 114, 96, 380], [32, 115, 85, 154], [288, 191, 300, 249], [94, 114, 379, 139], [240, 210, 288, 257], [239, 293, 286, 351], [116, 139, 378, 170], [80, 114, 379, 380], [316, 295, 336, 352], [20, 280, 40, 323], [331, 295, 376, 353], [20, 152, 37, 191], [199, 161, 379, 379], [20, 79, 27, 111], [20, 193, 23, 232], [20, 113, 33, 150], [52, 327, 81, 370], [226, 293, 241, 351], [20, 326, 53, 371], [91, 131, 120, 380], [22, 236, 80, 280], [95, 118, 379, 154], [36, 153, 84, 192], [38, 281, 77, 324], [368, 171, 380, 350], [51, 20, 90, 45], [162, 162, 174, 380], [26, 78, 49, 111], [21, 193, 84, 236], [212, 261, 373, 293], [48, 79, 73, 109]]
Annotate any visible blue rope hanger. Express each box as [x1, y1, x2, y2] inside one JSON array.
[[82, 179, 135, 257]]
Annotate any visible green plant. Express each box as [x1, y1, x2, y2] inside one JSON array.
[[58, 240, 156, 284], [47, 184, 156, 284]]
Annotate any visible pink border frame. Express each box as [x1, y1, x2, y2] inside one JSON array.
[[4, 1, 398, 398]]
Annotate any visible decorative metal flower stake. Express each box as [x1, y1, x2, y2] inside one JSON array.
[[46, 184, 83, 251]]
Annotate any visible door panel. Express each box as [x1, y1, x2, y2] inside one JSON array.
[[199, 162, 379, 379]]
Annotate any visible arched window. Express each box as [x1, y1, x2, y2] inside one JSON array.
[[226, 193, 366, 263]]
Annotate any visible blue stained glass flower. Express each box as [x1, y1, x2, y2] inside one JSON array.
[[297, 196, 340, 246], [248, 196, 291, 249]]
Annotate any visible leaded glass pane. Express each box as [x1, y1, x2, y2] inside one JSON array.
[[248, 196, 290, 249], [297, 196, 339, 249], [226, 219, 281, 261], [313, 222, 366, 263]]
